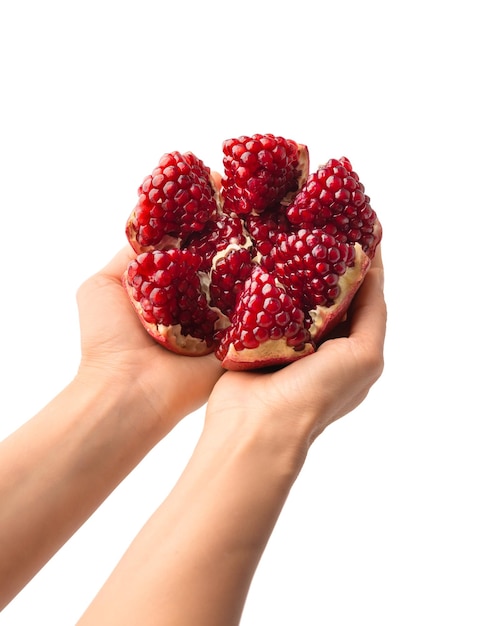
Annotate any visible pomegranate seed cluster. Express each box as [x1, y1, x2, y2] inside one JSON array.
[[210, 248, 253, 316], [222, 134, 302, 215], [126, 249, 219, 344], [130, 152, 218, 249], [272, 230, 357, 310], [123, 134, 381, 370], [286, 157, 378, 254], [216, 267, 310, 359]]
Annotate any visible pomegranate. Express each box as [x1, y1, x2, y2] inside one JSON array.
[[123, 134, 382, 370]]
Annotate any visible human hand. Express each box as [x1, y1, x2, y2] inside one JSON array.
[[204, 247, 386, 464], [76, 246, 224, 431], [75, 247, 386, 626], [0, 246, 225, 605]]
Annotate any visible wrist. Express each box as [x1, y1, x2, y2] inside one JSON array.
[[202, 405, 309, 486], [73, 363, 169, 447], [76, 350, 222, 439]]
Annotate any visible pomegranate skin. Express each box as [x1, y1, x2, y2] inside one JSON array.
[[123, 135, 382, 370], [219, 340, 315, 371]]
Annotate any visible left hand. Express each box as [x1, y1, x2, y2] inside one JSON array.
[[204, 247, 386, 464]]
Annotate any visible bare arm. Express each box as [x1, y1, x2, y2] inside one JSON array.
[[78, 251, 386, 626], [0, 247, 222, 609]]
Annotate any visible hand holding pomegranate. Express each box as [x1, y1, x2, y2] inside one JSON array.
[[76, 244, 223, 431], [78, 248, 386, 626], [1, 134, 386, 624], [204, 246, 386, 462]]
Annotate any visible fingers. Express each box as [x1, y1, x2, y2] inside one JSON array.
[[371, 242, 384, 270], [76, 246, 136, 314], [351, 246, 386, 331], [347, 249, 387, 379]]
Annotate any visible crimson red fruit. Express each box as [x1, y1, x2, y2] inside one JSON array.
[[123, 134, 382, 370]]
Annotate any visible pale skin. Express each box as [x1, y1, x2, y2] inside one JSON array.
[[0, 242, 386, 624]]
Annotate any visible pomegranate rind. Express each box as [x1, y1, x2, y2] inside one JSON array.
[[280, 143, 310, 206], [308, 244, 371, 343], [125, 218, 182, 255], [220, 338, 315, 371]]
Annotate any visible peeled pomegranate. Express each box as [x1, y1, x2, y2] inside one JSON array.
[[123, 134, 382, 370]]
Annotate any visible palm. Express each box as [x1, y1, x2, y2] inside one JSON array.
[[207, 349, 329, 421]]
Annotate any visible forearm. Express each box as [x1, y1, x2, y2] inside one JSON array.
[[78, 411, 305, 626], [0, 374, 165, 608]]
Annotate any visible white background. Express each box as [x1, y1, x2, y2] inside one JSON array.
[[1, 1, 485, 624]]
